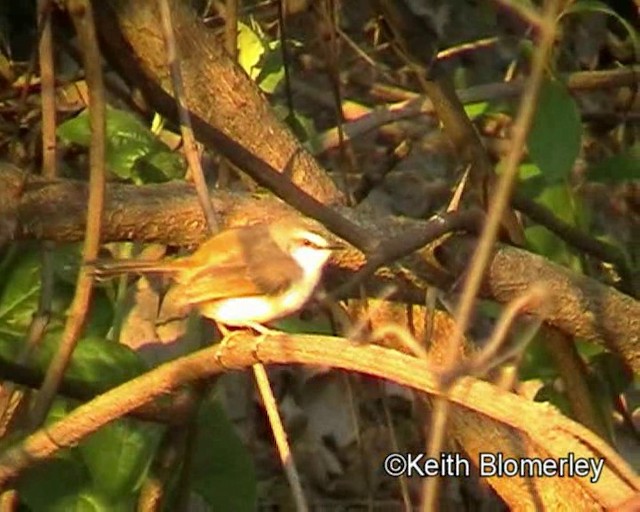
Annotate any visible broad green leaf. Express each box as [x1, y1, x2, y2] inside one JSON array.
[[588, 144, 640, 183], [523, 185, 582, 270], [237, 20, 284, 93], [18, 456, 91, 512], [237, 21, 266, 79], [84, 292, 115, 339], [191, 400, 256, 512], [57, 108, 185, 183], [528, 79, 582, 182], [254, 40, 284, 94], [562, 0, 640, 62], [80, 418, 162, 499], [0, 250, 40, 340], [34, 332, 147, 389], [136, 150, 185, 182], [49, 491, 132, 512], [518, 164, 582, 269]]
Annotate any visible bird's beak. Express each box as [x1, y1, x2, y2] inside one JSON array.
[[326, 237, 349, 252]]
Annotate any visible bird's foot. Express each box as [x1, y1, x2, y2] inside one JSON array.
[[214, 324, 245, 368], [245, 323, 281, 361], [214, 323, 280, 366]]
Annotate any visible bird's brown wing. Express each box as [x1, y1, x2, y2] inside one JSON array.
[[174, 222, 302, 305], [176, 226, 262, 280], [174, 261, 295, 306]]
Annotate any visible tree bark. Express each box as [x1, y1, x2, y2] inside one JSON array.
[[93, 0, 342, 205]]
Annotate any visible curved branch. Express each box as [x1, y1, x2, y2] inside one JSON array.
[[0, 333, 637, 508]]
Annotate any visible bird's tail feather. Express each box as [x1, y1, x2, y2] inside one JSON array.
[[87, 259, 182, 278]]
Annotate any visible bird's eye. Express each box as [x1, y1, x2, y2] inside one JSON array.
[[301, 238, 316, 248]]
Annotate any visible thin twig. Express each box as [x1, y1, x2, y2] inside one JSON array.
[[315, 66, 640, 152], [28, 0, 107, 429], [252, 364, 309, 512], [441, 284, 548, 385], [225, 0, 239, 59], [421, 1, 562, 509], [158, 0, 219, 233], [0, 0, 58, 434], [512, 193, 637, 297]]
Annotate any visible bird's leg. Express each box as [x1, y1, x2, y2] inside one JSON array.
[[246, 322, 280, 361]]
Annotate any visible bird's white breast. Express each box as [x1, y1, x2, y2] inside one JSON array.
[[199, 246, 328, 326]]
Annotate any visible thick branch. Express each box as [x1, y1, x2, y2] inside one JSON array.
[[437, 236, 640, 371], [93, 0, 342, 205], [4, 166, 639, 368]]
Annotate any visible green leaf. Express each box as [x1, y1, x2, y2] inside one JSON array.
[[527, 79, 582, 183], [34, 332, 147, 389], [80, 419, 162, 499], [463, 101, 489, 120], [588, 144, 640, 183], [254, 40, 284, 94], [518, 166, 583, 270], [237, 20, 284, 93], [50, 491, 132, 512], [135, 150, 186, 183], [57, 108, 185, 183], [0, 250, 40, 340], [84, 292, 115, 339], [18, 456, 91, 512], [191, 400, 257, 512], [237, 21, 267, 80]]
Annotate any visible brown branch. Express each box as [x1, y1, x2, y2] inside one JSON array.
[[0, 334, 637, 508], [0, 356, 197, 425], [5, 167, 448, 295], [318, 66, 640, 152]]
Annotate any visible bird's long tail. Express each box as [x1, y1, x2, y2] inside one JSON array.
[[86, 258, 183, 279]]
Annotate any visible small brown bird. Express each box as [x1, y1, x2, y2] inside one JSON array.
[[90, 219, 340, 329]]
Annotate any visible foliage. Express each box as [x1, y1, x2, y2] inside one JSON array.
[[237, 18, 286, 94], [527, 79, 583, 184], [189, 400, 257, 511], [57, 108, 186, 184]]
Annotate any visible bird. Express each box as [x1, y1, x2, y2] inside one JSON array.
[[89, 218, 341, 331]]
